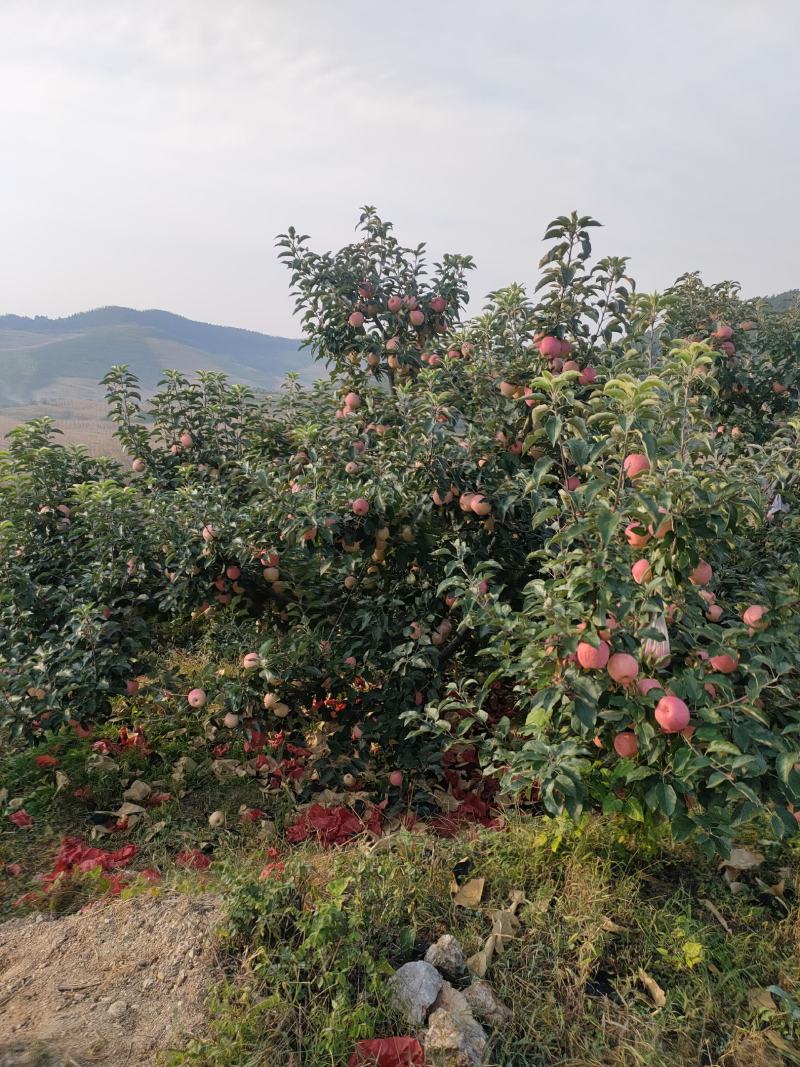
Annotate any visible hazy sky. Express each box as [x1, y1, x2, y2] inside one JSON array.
[[2, 1, 799, 337]]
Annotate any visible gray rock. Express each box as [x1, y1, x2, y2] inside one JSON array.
[[106, 1000, 128, 1019], [424, 934, 466, 977], [463, 980, 513, 1028], [387, 960, 443, 1024], [424, 1003, 488, 1066]]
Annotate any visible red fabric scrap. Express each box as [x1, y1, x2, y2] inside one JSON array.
[[430, 794, 505, 838], [176, 849, 211, 870], [286, 804, 382, 848], [35, 754, 59, 768], [349, 1037, 426, 1066], [8, 810, 33, 828]]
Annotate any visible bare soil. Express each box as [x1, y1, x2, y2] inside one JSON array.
[[0, 892, 222, 1066]]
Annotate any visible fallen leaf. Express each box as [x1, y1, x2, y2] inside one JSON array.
[[144, 820, 166, 842], [748, 987, 777, 1013], [466, 932, 497, 978], [115, 802, 146, 817], [172, 756, 198, 782], [699, 898, 733, 935], [490, 908, 520, 952], [452, 876, 485, 908], [54, 770, 70, 793], [756, 877, 786, 899], [211, 758, 245, 781], [763, 1031, 798, 1058], [601, 917, 629, 934], [720, 848, 764, 872], [123, 780, 152, 803], [637, 968, 666, 1007]]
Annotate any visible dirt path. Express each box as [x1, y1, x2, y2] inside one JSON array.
[[0, 893, 222, 1066]]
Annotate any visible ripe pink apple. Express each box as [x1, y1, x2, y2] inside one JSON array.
[[344, 461, 360, 475], [214, 577, 227, 592], [263, 566, 280, 582], [188, 688, 207, 709], [223, 712, 239, 729], [714, 324, 733, 340], [564, 476, 581, 491], [631, 559, 653, 584], [477, 580, 489, 595], [389, 770, 403, 788], [709, 653, 738, 674], [387, 295, 403, 313], [720, 341, 735, 356], [654, 694, 690, 733], [344, 655, 357, 667], [348, 311, 365, 328], [578, 366, 597, 386], [409, 309, 425, 327], [576, 640, 610, 670], [772, 381, 787, 394], [538, 336, 561, 358], [409, 622, 422, 640], [180, 431, 193, 448], [344, 575, 357, 590], [499, 380, 516, 397], [242, 653, 260, 670], [614, 731, 639, 757], [470, 495, 492, 516], [689, 560, 712, 586], [432, 631, 444, 646], [202, 524, 217, 543], [351, 497, 370, 516], [437, 619, 453, 637], [625, 522, 651, 548], [607, 653, 639, 686], [705, 604, 723, 622], [653, 509, 674, 538], [125, 679, 140, 696], [273, 702, 290, 718], [743, 604, 767, 631], [562, 360, 579, 373], [638, 677, 662, 696], [551, 358, 564, 373], [132, 458, 146, 473], [263, 692, 278, 710], [430, 296, 446, 313], [510, 440, 523, 455], [559, 339, 572, 357], [344, 392, 361, 410], [404, 295, 419, 310], [703, 682, 717, 699], [226, 565, 241, 581], [459, 492, 475, 512], [623, 453, 650, 479]]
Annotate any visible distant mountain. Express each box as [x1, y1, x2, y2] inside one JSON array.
[[0, 306, 313, 406], [764, 290, 799, 313]]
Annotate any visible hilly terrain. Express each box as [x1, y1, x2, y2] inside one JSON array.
[[0, 306, 312, 455]]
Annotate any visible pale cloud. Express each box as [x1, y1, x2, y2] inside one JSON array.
[[1, 0, 798, 335]]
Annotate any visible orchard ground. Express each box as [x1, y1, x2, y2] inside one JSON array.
[[1, 209, 799, 1063], [2, 683, 800, 1067]]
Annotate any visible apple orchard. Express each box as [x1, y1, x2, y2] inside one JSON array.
[[1, 209, 799, 858]]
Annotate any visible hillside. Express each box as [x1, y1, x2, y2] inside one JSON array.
[[0, 306, 312, 406], [765, 289, 800, 313]]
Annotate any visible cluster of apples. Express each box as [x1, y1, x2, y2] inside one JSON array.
[[535, 334, 598, 384], [347, 288, 447, 333]]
